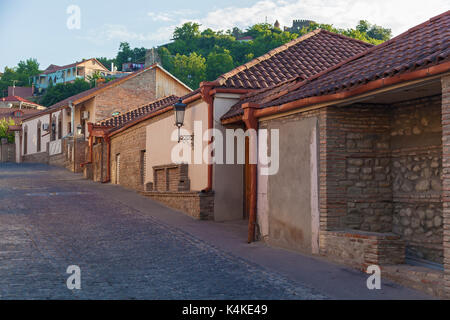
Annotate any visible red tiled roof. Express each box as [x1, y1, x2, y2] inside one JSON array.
[[41, 59, 108, 75], [222, 11, 450, 120], [229, 11, 450, 118], [97, 95, 179, 132], [1, 96, 44, 108], [216, 29, 373, 90], [0, 108, 42, 124]]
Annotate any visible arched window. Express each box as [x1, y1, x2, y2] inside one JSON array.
[[57, 114, 62, 139], [37, 121, 41, 152], [23, 126, 28, 155]]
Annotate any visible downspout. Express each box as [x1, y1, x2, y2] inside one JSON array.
[[199, 82, 216, 192], [242, 102, 259, 243]]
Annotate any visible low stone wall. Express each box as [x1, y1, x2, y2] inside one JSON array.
[[320, 230, 405, 270], [142, 191, 214, 220], [49, 152, 65, 167], [22, 151, 49, 164]]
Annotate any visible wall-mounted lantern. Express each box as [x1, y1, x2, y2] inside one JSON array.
[[173, 98, 193, 144], [76, 124, 83, 136]]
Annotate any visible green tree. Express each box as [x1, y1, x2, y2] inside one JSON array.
[[206, 49, 234, 81], [172, 52, 206, 89], [39, 78, 91, 107], [173, 22, 201, 41], [0, 118, 15, 143], [0, 58, 41, 97]]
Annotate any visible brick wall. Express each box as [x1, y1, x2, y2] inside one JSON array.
[[95, 70, 157, 121], [153, 164, 190, 192], [142, 191, 214, 220], [441, 74, 450, 298], [92, 142, 107, 182], [110, 120, 147, 191]]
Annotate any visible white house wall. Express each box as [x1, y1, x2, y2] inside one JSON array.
[[212, 93, 244, 222]]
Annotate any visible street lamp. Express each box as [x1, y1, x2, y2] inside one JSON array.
[[173, 98, 193, 144]]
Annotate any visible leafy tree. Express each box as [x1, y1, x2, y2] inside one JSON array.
[[0, 58, 41, 97], [206, 49, 234, 81], [115, 42, 146, 71], [173, 22, 201, 41], [172, 53, 206, 89], [0, 118, 15, 143], [39, 78, 91, 107]]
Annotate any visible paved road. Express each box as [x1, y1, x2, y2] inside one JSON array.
[[0, 163, 432, 300], [0, 163, 326, 299]]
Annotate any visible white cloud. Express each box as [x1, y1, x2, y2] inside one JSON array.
[[147, 9, 199, 23], [199, 0, 448, 36], [81, 1, 448, 47], [79, 24, 176, 45]]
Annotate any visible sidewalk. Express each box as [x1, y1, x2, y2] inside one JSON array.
[[95, 179, 434, 300]]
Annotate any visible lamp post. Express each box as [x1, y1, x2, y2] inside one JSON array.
[[173, 98, 193, 144]]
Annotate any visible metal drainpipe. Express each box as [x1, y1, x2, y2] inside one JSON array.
[[242, 103, 259, 243]]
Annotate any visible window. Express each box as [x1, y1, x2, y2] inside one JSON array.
[[67, 122, 72, 134], [37, 121, 41, 152], [13, 110, 24, 117], [140, 150, 146, 185]]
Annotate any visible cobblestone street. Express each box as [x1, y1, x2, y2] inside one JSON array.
[[0, 163, 432, 300], [0, 163, 327, 299]]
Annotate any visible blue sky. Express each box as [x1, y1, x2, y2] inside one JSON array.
[[0, 0, 447, 71]]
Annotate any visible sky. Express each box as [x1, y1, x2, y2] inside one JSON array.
[[0, 0, 448, 71]]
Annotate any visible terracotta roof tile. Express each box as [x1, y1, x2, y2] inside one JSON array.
[[222, 11, 450, 120], [97, 95, 179, 132], [217, 29, 373, 90]]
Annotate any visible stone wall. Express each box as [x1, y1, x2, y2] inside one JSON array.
[[142, 191, 214, 220], [324, 105, 392, 232], [22, 151, 49, 164], [320, 230, 405, 270], [0, 143, 15, 162], [390, 96, 443, 263]]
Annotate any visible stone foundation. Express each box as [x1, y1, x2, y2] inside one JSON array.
[[320, 230, 405, 270], [142, 191, 214, 220]]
